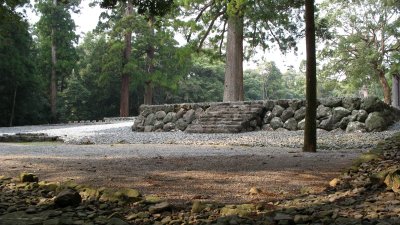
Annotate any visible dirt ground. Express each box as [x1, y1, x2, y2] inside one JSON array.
[[0, 143, 363, 204]]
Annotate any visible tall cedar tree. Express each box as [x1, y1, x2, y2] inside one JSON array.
[[101, 0, 174, 107], [303, 0, 317, 152], [36, 0, 79, 122], [181, 0, 304, 102]]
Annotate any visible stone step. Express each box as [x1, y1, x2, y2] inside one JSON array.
[[185, 124, 242, 133], [185, 103, 264, 133]]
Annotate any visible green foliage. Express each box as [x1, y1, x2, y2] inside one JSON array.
[[243, 62, 305, 100], [180, 0, 305, 56], [60, 33, 120, 120], [319, 0, 400, 98], [0, 1, 48, 126], [100, 0, 174, 17], [163, 54, 225, 103]]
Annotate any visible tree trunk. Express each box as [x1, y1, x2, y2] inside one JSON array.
[[9, 86, 17, 127], [119, 0, 133, 117], [144, 15, 155, 105], [223, 14, 244, 102], [392, 74, 400, 109], [50, 0, 57, 122], [377, 70, 391, 105], [144, 81, 153, 105], [303, 0, 317, 153]]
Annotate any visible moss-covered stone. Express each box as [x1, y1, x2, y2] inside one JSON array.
[[99, 188, 141, 204], [384, 169, 400, 193], [19, 173, 39, 183], [220, 204, 256, 217]]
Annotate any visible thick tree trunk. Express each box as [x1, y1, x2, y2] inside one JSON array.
[[144, 81, 153, 105], [9, 86, 17, 127], [119, 1, 133, 117], [303, 0, 317, 153], [377, 70, 391, 105], [223, 14, 244, 102], [144, 16, 155, 105], [50, 0, 57, 122], [392, 74, 400, 109]]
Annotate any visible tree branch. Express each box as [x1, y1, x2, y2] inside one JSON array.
[[197, 9, 225, 51], [219, 19, 227, 55]]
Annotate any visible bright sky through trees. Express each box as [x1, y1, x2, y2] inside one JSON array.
[[23, 1, 305, 72]]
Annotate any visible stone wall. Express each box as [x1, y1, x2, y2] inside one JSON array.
[[132, 96, 400, 133]]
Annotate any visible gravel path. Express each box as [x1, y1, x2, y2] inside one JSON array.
[[0, 120, 399, 203], [0, 143, 362, 203], [1, 120, 400, 150]]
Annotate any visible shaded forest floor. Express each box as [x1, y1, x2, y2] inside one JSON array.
[[0, 132, 399, 224]]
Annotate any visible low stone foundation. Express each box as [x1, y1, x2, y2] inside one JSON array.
[[0, 133, 61, 142], [132, 96, 400, 133]]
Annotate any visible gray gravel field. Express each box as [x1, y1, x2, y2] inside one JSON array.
[[1, 120, 399, 203], [0, 119, 399, 150]]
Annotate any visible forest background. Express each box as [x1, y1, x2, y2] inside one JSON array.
[[1, 0, 399, 127]]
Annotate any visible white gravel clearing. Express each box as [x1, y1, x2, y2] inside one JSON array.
[[0, 119, 399, 150]]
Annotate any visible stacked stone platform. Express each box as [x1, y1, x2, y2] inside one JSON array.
[[132, 96, 400, 133], [185, 102, 264, 133]]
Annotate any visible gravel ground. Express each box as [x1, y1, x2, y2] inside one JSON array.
[[0, 120, 399, 203], [1, 120, 400, 150]]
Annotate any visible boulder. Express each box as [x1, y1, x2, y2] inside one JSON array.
[[281, 108, 295, 122], [346, 121, 366, 133], [272, 105, 285, 117], [263, 100, 275, 111], [99, 188, 141, 204], [262, 124, 274, 131], [194, 108, 205, 119], [384, 170, 400, 193], [132, 115, 145, 131], [270, 117, 283, 130], [338, 117, 350, 130], [144, 126, 154, 132], [191, 201, 207, 213], [342, 97, 361, 111], [163, 112, 177, 123], [154, 121, 164, 130], [318, 116, 335, 131], [320, 97, 342, 107], [331, 107, 351, 124], [365, 112, 387, 131], [361, 96, 385, 112], [155, 111, 166, 120], [298, 119, 305, 130], [144, 113, 156, 126], [355, 110, 368, 122], [176, 118, 188, 131], [148, 202, 171, 213], [317, 105, 331, 119], [176, 108, 186, 119], [263, 111, 274, 124], [284, 118, 298, 131], [20, 173, 39, 183], [276, 99, 290, 108], [183, 109, 196, 123], [163, 122, 175, 131], [294, 106, 306, 121], [54, 189, 82, 207], [289, 99, 303, 110]]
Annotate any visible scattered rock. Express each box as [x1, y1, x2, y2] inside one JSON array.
[[54, 189, 82, 207], [19, 173, 39, 183], [346, 121, 366, 133], [272, 105, 285, 117], [270, 117, 284, 130], [148, 202, 171, 213], [366, 112, 387, 131]]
